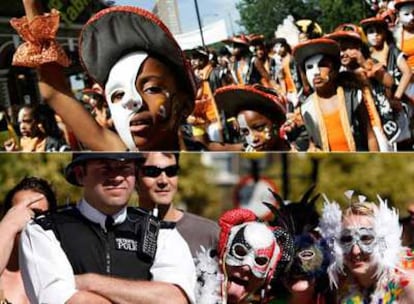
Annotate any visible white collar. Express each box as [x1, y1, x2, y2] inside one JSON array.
[[77, 199, 127, 231]]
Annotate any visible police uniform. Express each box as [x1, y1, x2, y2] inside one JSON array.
[[20, 199, 196, 303]]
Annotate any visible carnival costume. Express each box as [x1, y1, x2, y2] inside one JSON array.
[[319, 191, 410, 303], [9, 9, 70, 68], [10, 6, 197, 152], [214, 84, 288, 151], [300, 85, 388, 151], [194, 208, 294, 304], [267, 186, 333, 303], [293, 37, 391, 151]]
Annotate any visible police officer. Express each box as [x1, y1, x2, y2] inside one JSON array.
[[19, 153, 196, 304]]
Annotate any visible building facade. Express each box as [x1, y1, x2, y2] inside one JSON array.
[[152, 0, 182, 35]]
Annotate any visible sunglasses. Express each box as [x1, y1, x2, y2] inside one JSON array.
[[140, 165, 179, 177]]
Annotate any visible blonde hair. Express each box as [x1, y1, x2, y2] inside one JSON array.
[[343, 201, 376, 218]]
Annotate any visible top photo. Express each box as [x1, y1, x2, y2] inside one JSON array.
[[0, 0, 414, 152]]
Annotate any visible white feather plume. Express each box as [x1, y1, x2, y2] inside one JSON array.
[[319, 194, 342, 242], [344, 190, 354, 200], [358, 195, 367, 203], [194, 246, 222, 304], [318, 194, 343, 288], [372, 195, 403, 279], [274, 15, 300, 47]]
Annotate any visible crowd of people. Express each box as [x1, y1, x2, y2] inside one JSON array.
[[0, 1, 413, 303], [0, 152, 413, 304], [4, 0, 414, 151]]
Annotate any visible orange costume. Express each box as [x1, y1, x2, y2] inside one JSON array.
[[401, 32, 414, 68], [323, 110, 351, 151]]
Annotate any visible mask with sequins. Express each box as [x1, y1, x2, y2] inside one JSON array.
[[339, 227, 377, 255], [225, 222, 280, 279]]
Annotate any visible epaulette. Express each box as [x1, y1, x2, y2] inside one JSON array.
[[160, 221, 176, 229], [34, 213, 54, 231], [127, 207, 176, 228], [127, 206, 151, 216], [55, 204, 77, 212], [33, 204, 77, 230]]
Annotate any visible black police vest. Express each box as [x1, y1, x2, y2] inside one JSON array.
[[36, 206, 153, 280]]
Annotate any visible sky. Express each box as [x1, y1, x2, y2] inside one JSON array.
[[113, 0, 241, 35]]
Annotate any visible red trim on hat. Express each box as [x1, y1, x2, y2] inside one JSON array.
[[82, 88, 101, 95], [395, 0, 414, 9], [360, 16, 387, 28], [325, 30, 362, 42], [224, 34, 250, 45], [327, 23, 365, 42], [79, 6, 197, 95], [292, 37, 339, 56], [85, 6, 175, 46], [215, 84, 283, 104]]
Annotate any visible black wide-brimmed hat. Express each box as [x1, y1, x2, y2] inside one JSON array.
[[394, 0, 414, 9], [214, 85, 286, 124], [79, 6, 197, 103], [64, 153, 142, 186], [293, 38, 340, 70], [190, 46, 209, 59], [247, 34, 265, 46], [360, 16, 388, 30], [223, 34, 250, 47], [324, 23, 366, 45]]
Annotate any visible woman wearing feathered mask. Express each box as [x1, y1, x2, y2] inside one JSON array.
[[319, 192, 414, 303]]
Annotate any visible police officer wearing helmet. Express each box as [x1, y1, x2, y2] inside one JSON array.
[[20, 153, 196, 304]]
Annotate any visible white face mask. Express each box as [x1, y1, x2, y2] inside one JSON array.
[[367, 31, 378, 46], [273, 43, 282, 54], [305, 54, 324, 89], [226, 222, 279, 279], [399, 4, 414, 26], [105, 52, 148, 151], [237, 113, 255, 146]]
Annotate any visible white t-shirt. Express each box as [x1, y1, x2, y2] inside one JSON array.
[[19, 199, 196, 303]]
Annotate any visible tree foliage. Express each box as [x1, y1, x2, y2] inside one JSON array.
[[236, 0, 314, 39], [169, 153, 221, 219], [236, 0, 370, 38], [262, 153, 414, 218], [313, 0, 370, 33]]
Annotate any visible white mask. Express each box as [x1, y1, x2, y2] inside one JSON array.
[[225, 222, 279, 279], [273, 43, 282, 54], [237, 113, 255, 146], [399, 4, 414, 27], [305, 54, 324, 89], [105, 52, 147, 151], [367, 32, 378, 46]]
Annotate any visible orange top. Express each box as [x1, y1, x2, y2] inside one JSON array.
[[20, 136, 46, 152], [236, 60, 249, 85], [283, 61, 296, 93], [192, 64, 221, 124], [401, 35, 414, 69], [323, 110, 351, 151]]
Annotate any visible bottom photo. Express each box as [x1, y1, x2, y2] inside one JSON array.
[[0, 152, 413, 304]]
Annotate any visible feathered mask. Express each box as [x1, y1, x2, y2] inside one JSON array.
[[319, 191, 403, 288], [266, 186, 331, 285]]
